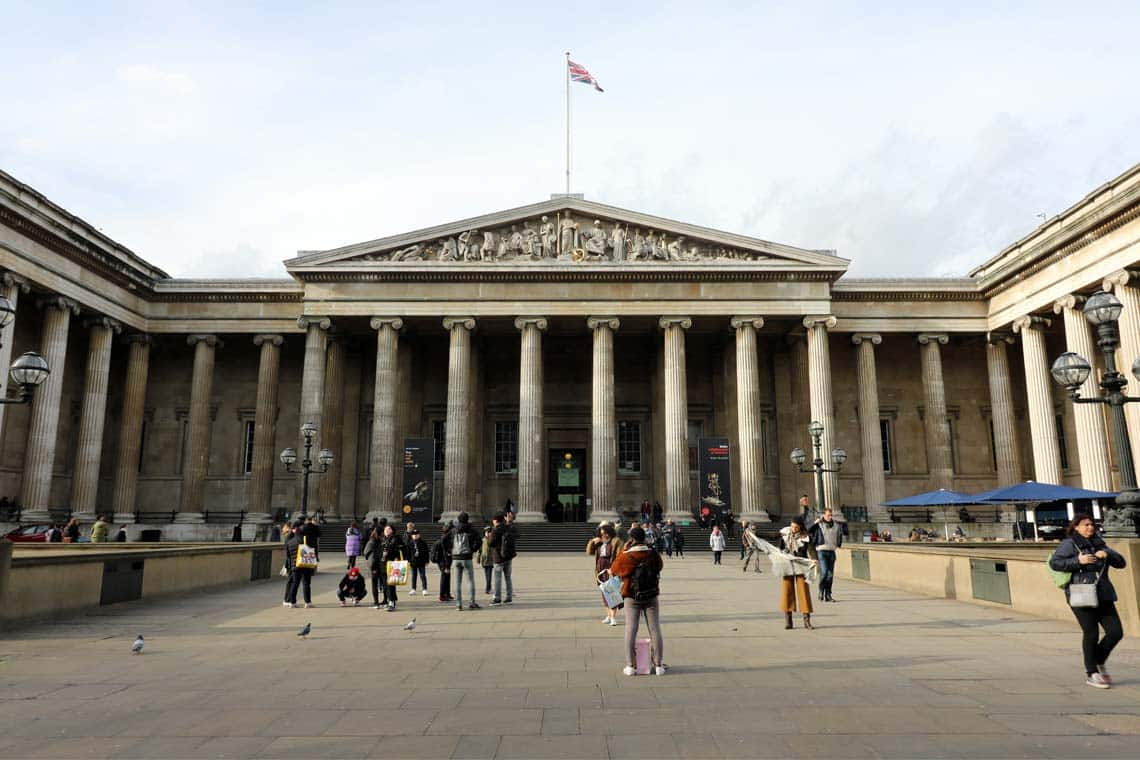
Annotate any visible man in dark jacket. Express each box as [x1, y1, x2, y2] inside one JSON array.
[[299, 517, 321, 560], [489, 512, 518, 605], [809, 508, 843, 602], [451, 512, 482, 610], [431, 523, 454, 602], [407, 529, 429, 595], [337, 567, 367, 606], [402, 522, 417, 555]]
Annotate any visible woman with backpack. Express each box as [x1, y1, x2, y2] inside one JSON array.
[[587, 523, 623, 626], [1049, 515, 1127, 689], [609, 526, 666, 676], [344, 522, 362, 569], [431, 523, 454, 603]]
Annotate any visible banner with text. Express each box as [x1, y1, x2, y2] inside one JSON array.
[[402, 438, 435, 522], [698, 437, 732, 522]]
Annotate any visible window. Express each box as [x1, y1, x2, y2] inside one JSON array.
[[1056, 413, 1070, 470], [494, 421, 518, 475], [241, 420, 256, 475], [687, 419, 703, 471], [879, 418, 893, 473], [432, 420, 446, 471], [619, 421, 641, 474]]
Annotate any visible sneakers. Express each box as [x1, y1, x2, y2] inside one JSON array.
[[607, 618, 618, 627], [304, 603, 313, 608], [602, 616, 612, 623], [456, 604, 463, 610], [504, 598, 513, 604], [1086, 672, 1111, 689], [622, 666, 637, 676], [386, 604, 395, 612], [340, 600, 346, 607], [1098, 665, 1113, 685], [654, 666, 666, 676], [491, 598, 502, 605], [408, 589, 417, 595], [283, 601, 292, 608], [372, 604, 382, 609], [469, 602, 481, 610], [353, 599, 360, 606]]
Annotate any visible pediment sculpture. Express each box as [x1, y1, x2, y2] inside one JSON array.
[[349, 212, 771, 264]]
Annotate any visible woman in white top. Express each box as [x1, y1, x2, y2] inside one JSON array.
[[709, 526, 726, 565]]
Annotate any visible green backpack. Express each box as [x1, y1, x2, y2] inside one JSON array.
[[1046, 550, 1072, 589]]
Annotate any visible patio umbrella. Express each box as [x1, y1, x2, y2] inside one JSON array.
[[969, 481, 1117, 541], [882, 489, 978, 540]]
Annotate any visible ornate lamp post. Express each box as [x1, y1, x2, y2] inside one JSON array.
[[279, 421, 333, 518], [0, 296, 50, 405], [789, 420, 847, 513], [1050, 290, 1140, 536]]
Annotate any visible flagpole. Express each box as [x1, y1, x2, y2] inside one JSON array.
[[565, 51, 571, 195]]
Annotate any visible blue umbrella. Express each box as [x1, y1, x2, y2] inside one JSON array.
[[970, 481, 1116, 504], [881, 488, 977, 506]]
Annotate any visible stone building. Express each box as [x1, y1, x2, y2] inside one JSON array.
[[1, 164, 1139, 538]]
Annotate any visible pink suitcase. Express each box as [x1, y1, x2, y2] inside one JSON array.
[[635, 638, 652, 675]]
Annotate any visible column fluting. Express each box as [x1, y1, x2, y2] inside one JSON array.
[[248, 335, 283, 521], [660, 316, 692, 521], [442, 317, 475, 522], [111, 335, 152, 519], [70, 317, 122, 518], [369, 317, 403, 521], [1012, 315, 1063, 483], [177, 334, 220, 521], [515, 317, 548, 522], [852, 334, 887, 520], [986, 333, 1023, 486], [918, 333, 954, 491], [0, 273, 29, 443], [1054, 296, 1114, 491], [732, 316, 770, 523], [317, 336, 346, 517], [1103, 270, 1140, 474], [804, 316, 840, 512], [588, 316, 620, 523]]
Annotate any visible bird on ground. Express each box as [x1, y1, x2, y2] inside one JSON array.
[[297, 623, 311, 638], [403, 618, 416, 631], [131, 635, 144, 654]]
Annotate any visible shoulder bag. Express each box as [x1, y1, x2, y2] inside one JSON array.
[[1068, 564, 1104, 609]]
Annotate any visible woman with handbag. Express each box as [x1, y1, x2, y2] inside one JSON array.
[[365, 525, 404, 611], [588, 523, 623, 626], [284, 520, 315, 608], [1049, 515, 1127, 689], [778, 516, 816, 630]]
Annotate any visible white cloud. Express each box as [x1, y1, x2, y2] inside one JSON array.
[[117, 64, 196, 95]]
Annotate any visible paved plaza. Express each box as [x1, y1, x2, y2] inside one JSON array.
[[3, 553, 1140, 759]]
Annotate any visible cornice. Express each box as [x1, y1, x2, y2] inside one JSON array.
[[832, 278, 984, 302], [288, 266, 840, 284]]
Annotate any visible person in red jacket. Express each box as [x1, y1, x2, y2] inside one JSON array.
[[609, 527, 666, 676]]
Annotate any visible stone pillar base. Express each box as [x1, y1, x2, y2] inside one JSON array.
[[363, 510, 397, 525], [174, 512, 206, 524], [70, 511, 98, 523], [111, 513, 137, 525], [588, 511, 621, 525], [246, 512, 274, 524], [438, 511, 460, 525], [19, 510, 53, 523], [513, 512, 548, 523], [740, 510, 772, 524]]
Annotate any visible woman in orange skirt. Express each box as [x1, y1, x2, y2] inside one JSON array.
[[778, 516, 815, 630]]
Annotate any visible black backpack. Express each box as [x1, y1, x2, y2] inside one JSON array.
[[630, 554, 660, 602], [430, 539, 444, 565], [500, 528, 518, 561]]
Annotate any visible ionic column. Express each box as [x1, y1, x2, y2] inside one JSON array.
[[111, 335, 152, 519], [731, 316, 770, 523], [297, 316, 331, 455], [852, 334, 887, 521], [20, 296, 79, 522], [442, 317, 475, 522], [660, 316, 692, 520], [0, 273, 29, 442], [515, 317, 548, 522], [368, 317, 403, 521], [316, 335, 346, 518], [247, 335, 283, 521], [177, 334, 221, 522], [985, 333, 1022, 486], [917, 333, 953, 491], [1012, 315, 1063, 483], [588, 316, 620, 523], [70, 317, 122, 520], [1054, 296, 1113, 491], [1103, 269, 1140, 474], [804, 316, 840, 512]]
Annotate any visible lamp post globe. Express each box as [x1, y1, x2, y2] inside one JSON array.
[[1051, 352, 1092, 392], [1083, 290, 1124, 326], [300, 421, 318, 438], [279, 447, 297, 466], [9, 352, 49, 388], [831, 448, 848, 466], [0, 296, 14, 329], [790, 448, 807, 466], [807, 420, 824, 439], [318, 448, 334, 467]]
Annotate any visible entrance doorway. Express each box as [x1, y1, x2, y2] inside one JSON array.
[[548, 448, 587, 522]]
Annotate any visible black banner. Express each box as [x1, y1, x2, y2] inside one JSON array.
[[401, 438, 435, 522], [698, 437, 732, 524]]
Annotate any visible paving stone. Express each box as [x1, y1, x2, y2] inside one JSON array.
[[450, 734, 501, 759], [495, 734, 607, 759], [256, 735, 380, 758], [608, 732, 681, 758]]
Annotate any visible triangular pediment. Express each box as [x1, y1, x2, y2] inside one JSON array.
[[284, 197, 847, 274]]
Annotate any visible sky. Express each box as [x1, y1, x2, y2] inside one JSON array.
[[2, 1, 1138, 279]]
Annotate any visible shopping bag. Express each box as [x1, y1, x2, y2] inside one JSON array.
[[386, 560, 410, 586], [295, 539, 318, 570], [635, 638, 652, 675], [598, 572, 623, 609]]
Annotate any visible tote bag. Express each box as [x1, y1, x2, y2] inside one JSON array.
[[386, 559, 410, 586], [295, 539, 318, 570], [598, 572, 623, 609]]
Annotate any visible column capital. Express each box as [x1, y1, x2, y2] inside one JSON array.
[[986, 331, 1015, 346], [658, 316, 692, 330], [297, 316, 332, 331], [369, 316, 405, 332], [1053, 294, 1086, 314], [442, 316, 476, 332], [37, 295, 79, 315], [729, 316, 764, 331], [1012, 315, 1051, 334], [84, 316, 122, 334], [1103, 269, 1140, 292], [186, 334, 223, 348], [586, 316, 620, 331], [122, 333, 154, 347], [1, 272, 29, 293], [917, 333, 949, 346], [514, 316, 548, 332], [851, 333, 882, 346], [253, 334, 284, 347], [802, 315, 837, 330]]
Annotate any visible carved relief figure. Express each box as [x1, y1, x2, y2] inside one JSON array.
[[610, 222, 626, 262], [391, 243, 423, 262], [559, 215, 578, 256], [523, 226, 539, 258], [667, 235, 688, 261], [480, 231, 495, 261], [458, 230, 477, 261], [584, 220, 608, 257], [539, 216, 555, 258], [628, 229, 645, 261], [439, 237, 458, 261], [509, 224, 525, 257]]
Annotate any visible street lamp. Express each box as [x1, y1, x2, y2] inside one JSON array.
[[0, 293, 51, 405], [1050, 289, 1140, 536], [789, 420, 845, 513], [280, 422, 334, 518]]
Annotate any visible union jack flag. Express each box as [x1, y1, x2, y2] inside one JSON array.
[[568, 59, 604, 92]]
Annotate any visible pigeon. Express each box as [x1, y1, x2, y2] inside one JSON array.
[[403, 618, 416, 631], [297, 623, 311, 638], [131, 635, 144, 654]]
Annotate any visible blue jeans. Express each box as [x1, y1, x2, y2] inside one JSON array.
[[493, 560, 513, 601], [453, 558, 475, 605], [817, 550, 836, 597], [410, 565, 427, 591], [483, 565, 493, 593]]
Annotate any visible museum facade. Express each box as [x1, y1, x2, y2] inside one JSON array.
[[2, 164, 1140, 535]]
